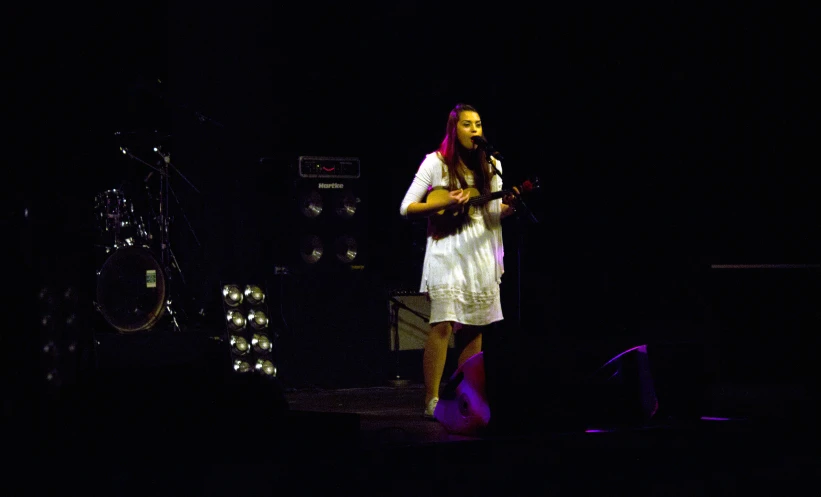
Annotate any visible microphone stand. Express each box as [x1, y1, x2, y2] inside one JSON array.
[[487, 154, 539, 330]]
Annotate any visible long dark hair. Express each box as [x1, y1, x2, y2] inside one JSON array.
[[435, 103, 492, 196]]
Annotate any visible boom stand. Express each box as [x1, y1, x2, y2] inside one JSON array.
[[155, 147, 204, 331]]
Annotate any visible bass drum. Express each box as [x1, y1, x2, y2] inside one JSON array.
[[96, 246, 166, 333]]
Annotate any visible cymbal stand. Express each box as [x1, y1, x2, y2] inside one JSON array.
[[154, 147, 205, 332], [156, 150, 182, 331], [120, 146, 202, 332]]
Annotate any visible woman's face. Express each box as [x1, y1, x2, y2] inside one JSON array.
[[456, 110, 482, 150]]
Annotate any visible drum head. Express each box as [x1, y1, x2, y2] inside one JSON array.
[[96, 246, 166, 333]]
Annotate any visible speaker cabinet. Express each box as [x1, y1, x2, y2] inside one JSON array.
[[387, 291, 455, 383], [388, 292, 455, 351], [278, 157, 368, 274]]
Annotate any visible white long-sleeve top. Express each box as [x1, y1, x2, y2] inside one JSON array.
[[399, 152, 505, 325]]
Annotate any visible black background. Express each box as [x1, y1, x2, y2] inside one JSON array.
[[7, 2, 820, 388]]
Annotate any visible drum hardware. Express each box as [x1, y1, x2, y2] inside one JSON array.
[[93, 188, 152, 251], [142, 145, 203, 280], [93, 138, 203, 333]]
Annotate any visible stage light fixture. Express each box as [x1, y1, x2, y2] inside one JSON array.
[[245, 285, 265, 305], [255, 358, 277, 376], [42, 340, 59, 357], [222, 284, 243, 307], [233, 358, 253, 373], [226, 309, 247, 331], [252, 332, 271, 354], [220, 281, 277, 379], [248, 310, 269, 330], [38, 285, 85, 399], [230, 334, 250, 356], [45, 369, 62, 388]]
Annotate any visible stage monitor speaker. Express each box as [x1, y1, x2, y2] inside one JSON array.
[[280, 156, 368, 274], [583, 344, 659, 427], [485, 337, 670, 436]]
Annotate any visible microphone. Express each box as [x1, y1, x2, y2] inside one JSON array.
[[470, 136, 504, 161]]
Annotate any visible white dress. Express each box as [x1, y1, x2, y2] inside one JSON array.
[[399, 152, 505, 326]]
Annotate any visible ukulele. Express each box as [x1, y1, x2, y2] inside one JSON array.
[[425, 177, 539, 237]]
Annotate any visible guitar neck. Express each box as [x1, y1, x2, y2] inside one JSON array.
[[467, 190, 508, 207]]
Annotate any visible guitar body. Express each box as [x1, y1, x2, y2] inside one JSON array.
[[423, 177, 540, 240], [425, 187, 482, 239], [426, 187, 483, 216], [433, 351, 490, 436]]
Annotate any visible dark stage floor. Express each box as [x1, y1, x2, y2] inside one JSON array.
[[11, 366, 820, 497]]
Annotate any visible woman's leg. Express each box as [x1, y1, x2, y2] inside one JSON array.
[[423, 321, 453, 405], [456, 325, 483, 367]]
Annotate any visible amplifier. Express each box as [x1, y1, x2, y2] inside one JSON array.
[[388, 291, 454, 351], [298, 156, 360, 179]]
